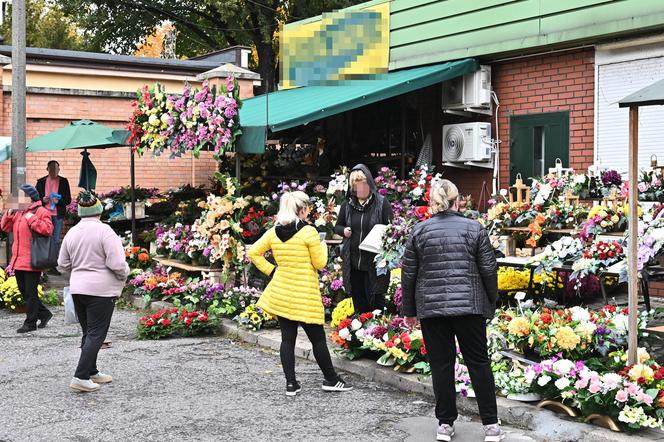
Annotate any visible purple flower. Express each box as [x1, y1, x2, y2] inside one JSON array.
[[601, 170, 622, 187], [330, 279, 344, 291], [366, 325, 388, 339]]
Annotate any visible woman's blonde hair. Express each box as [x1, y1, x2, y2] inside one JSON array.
[[430, 179, 459, 214], [275, 191, 311, 225], [349, 169, 368, 190]]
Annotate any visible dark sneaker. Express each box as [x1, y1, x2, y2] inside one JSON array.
[[437, 423, 455, 441], [38, 311, 53, 329], [17, 324, 37, 333], [286, 381, 301, 397], [484, 424, 505, 442], [322, 377, 353, 392]]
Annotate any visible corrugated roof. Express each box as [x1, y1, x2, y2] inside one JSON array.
[[0, 45, 219, 74], [619, 78, 664, 107]]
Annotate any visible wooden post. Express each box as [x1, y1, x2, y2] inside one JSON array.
[[627, 106, 639, 365], [191, 150, 196, 186]]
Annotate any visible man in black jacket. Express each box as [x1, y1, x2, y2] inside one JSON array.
[[401, 179, 503, 442], [36, 160, 72, 269]]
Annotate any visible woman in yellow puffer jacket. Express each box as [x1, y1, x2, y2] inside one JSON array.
[[249, 191, 353, 396]]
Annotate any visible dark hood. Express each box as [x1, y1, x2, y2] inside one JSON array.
[[348, 164, 378, 196], [275, 220, 307, 243]]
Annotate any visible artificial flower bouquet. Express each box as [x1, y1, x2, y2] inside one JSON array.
[[234, 304, 277, 331]]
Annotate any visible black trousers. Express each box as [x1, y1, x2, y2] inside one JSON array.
[[15, 270, 50, 327], [278, 317, 337, 384], [420, 315, 498, 426], [350, 268, 385, 314], [73, 294, 116, 380]]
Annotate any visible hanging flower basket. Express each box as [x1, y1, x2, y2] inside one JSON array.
[[128, 77, 242, 159]]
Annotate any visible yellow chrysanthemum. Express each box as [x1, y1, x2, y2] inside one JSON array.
[[507, 317, 531, 337], [555, 326, 581, 350]]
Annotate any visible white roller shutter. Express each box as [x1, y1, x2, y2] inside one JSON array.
[[596, 56, 664, 173]]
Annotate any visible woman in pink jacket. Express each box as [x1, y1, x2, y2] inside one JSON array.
[[1, 184, 54, 333], [58, 191, 130, 393]]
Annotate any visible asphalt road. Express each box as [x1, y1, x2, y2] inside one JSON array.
[[0, 307, 535, 442]]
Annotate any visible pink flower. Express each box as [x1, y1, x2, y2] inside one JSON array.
[[638, 182, 648, 193], [615, 390, 629, 402], [588, 382, 601, 394], [637, 392, 654, 406], [575, 378, 590, 389], [625, 382, 639, 395]]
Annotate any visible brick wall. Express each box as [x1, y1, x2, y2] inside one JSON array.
[[492, 48, 595, 189], [650, 281, 664, 298], [0, 89, 243, 195]]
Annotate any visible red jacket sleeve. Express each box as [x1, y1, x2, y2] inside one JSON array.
[[1, 211, 16, 233], [27, 207, 54, 236]]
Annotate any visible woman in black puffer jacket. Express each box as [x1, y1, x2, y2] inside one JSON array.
[[334, 164, 393, 314], [400, 179, 504, 442]]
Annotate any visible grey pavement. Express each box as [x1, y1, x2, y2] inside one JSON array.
[[0, 307, 537, 442]]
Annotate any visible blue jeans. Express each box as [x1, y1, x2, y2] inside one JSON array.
[[51, 216, 63, 252]]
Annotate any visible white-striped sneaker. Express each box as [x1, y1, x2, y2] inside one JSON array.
[[90, 372, 113, 384], [436, 423, 455, 441], [69, 377, 100, 393], [321, 377, 353, 392]]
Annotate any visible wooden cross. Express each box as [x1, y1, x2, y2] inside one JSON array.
[[509, 173, 531, 204]]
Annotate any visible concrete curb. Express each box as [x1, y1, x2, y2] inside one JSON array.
[[218, 318, 663, 442]]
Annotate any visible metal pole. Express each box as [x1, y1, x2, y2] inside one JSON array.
[[10, 0, 26, 197], [401, 98, 406, 179], [627, 105, 639, 365], [130, 149, 137, 245]]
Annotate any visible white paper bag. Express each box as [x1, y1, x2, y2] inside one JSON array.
[[358, 224, 387, 254], [63, 287, 78, 325]]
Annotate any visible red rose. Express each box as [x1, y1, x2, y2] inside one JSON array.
[[338, 319, 352, 330], [608, 251, 615, 258], [160, 319, 171, 327]]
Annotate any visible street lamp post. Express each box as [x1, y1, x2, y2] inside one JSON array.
[[10, 0, 26, 197]]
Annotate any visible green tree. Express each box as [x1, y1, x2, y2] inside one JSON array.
[[1, 0, 85, 50], [57, 0, 367, 92]]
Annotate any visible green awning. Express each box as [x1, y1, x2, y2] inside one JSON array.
[[27, 120, 126, 152], [237, 58, 479, 154], [619, 78, 664, 108]]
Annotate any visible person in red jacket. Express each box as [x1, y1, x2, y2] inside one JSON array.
[[1, 184, 54, 333]]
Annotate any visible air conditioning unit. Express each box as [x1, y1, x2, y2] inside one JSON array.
[[442, 65, 492, 114], [442, 122, 493, 163]]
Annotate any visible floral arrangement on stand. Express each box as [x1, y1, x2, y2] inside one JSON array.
[[191, 174, 248, 274], [570, 241, 625, 287], [525, 352, 664, 431], [490, 304, 651, 360], [577, 205, 627, 242], [128, 77, 241, 158], [374, 215, 418, 276], [638, 169, 664, 202]]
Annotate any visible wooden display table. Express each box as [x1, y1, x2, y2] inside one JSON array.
[[153, 257, 226, 283]]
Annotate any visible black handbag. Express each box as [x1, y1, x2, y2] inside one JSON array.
[[29, 210, 58, 269]]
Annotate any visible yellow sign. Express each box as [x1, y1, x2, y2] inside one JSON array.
[[280, 2, 390, 89]]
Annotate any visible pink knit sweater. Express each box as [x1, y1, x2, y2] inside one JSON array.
[[57, 218, 130, 297]]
